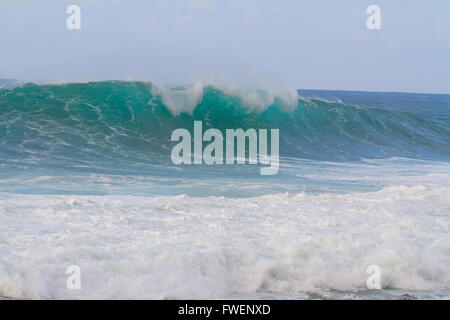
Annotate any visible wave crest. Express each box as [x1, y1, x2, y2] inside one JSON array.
[[150, 80, 299, 115]]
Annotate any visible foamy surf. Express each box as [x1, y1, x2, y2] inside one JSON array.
[[0, 181, 448, 299]]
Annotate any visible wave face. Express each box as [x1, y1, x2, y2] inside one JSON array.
[[0, 81, 449, 172]]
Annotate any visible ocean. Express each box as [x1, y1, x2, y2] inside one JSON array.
[[0, 81, 449, 299]]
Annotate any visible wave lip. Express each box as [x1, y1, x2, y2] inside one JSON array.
[[149, 80, 299, 115]]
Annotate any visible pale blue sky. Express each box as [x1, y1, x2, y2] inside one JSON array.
[[1, 0, 449, 93]]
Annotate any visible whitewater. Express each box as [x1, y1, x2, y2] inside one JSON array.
[[0, 81, 449, 299]]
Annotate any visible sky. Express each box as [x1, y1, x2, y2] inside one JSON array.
[[1, 0, 449, 93]]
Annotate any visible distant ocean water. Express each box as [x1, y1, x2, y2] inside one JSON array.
[[0, 81, 449, 299]]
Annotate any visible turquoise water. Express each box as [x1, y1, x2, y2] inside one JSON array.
[[0, 81, 449, 299], [0, 81, 449, 196]]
